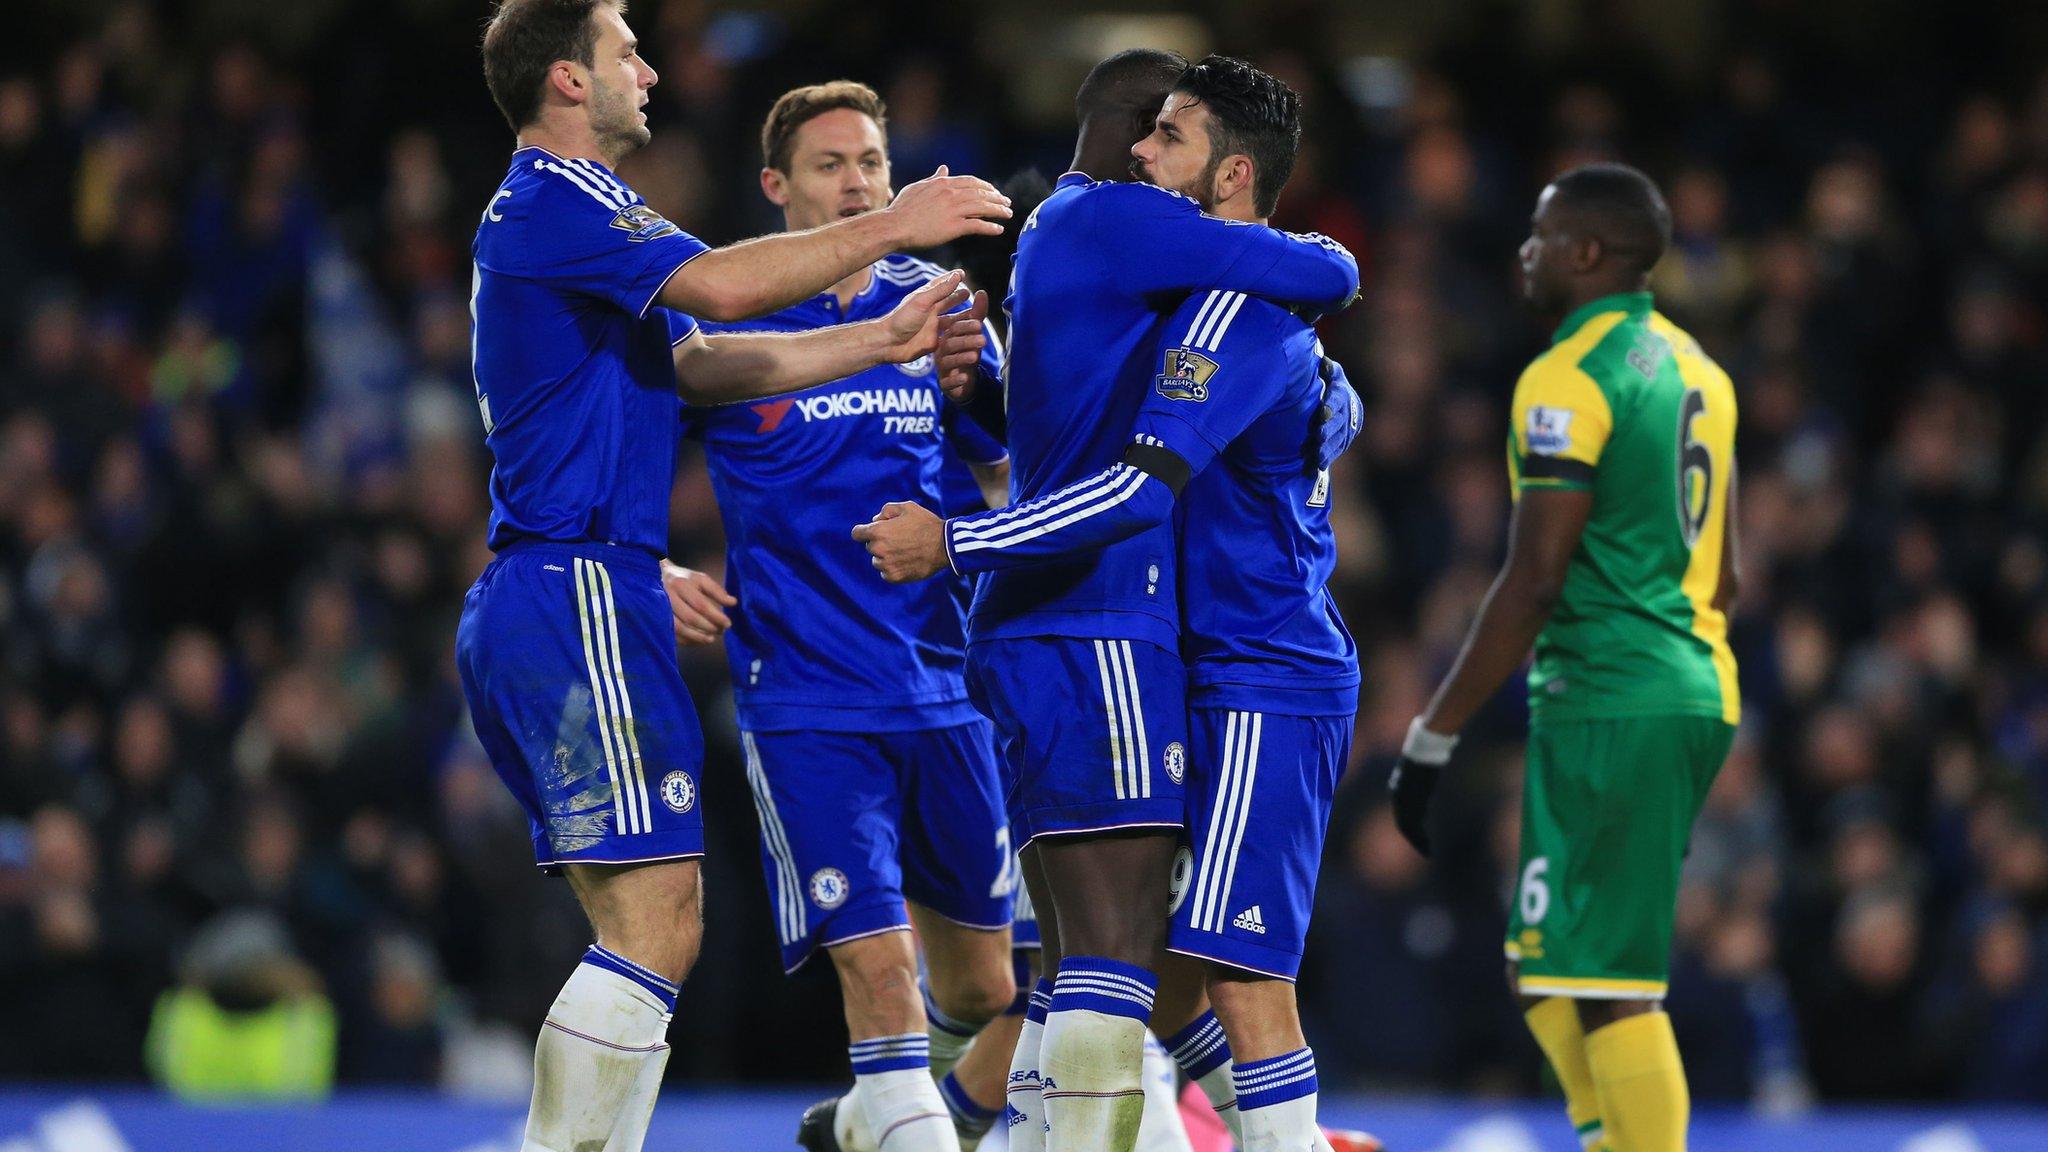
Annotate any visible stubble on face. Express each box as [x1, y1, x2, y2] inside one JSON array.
[[590, 73, 650, 161]]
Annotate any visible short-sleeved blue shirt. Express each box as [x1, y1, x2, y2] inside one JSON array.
[[470, 147, 709, 555]]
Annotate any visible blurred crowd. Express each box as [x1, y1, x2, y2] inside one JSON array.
[[3, 0, 2046, 1107]]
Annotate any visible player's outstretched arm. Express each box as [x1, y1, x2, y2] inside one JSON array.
[[856, 437, 1190, 583], [1095, 184, 1360, 314], [658, 168, 1009, 322], [672, 273, 969, 404], [1390, 489, 1592, 855]]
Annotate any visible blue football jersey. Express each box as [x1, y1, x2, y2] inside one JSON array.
[[683, 255, 1006, 732], [973, 173, 1357, 649], [470, 146, 709, 555], [1146, 293, 1360, 715], [946, 289, 1358, 713]]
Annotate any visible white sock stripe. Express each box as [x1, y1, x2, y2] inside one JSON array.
[[851, 1037, 931, 1052], [1236, 1049, 1315, 1080], [1204, 709, 1253, 922], [1055, 970, 1157, 996], [591, 946, 681, 993], [1237, 1061, 1318, 1092], [1093, 641, 1127, 801], [1118, 641, 1150, 799], [591, 562, 652, 836], [1182, 290, 1227, 345], [946, 457, 1138, 528], [741, 733, 804, 946], [1237, 1066, 1318, 1095], [1201, 291, 1249, 351], [1052, 983, 1156, 1009], [537, 160, 622, 209], [949, 465, 1147, 547], [1189, 711, 1238, 932], [1170, 1023, 1226, 1063], [572, 559, 633, 836], [1053, 978, 1157, 1004]]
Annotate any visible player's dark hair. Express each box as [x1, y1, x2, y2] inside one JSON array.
[[760, 81, 889, 173], [1171, 55, 1301, 218], [1075, 48, 1188, 124], [481, 0, 620, 133], [1546, 163, 1673, 277]]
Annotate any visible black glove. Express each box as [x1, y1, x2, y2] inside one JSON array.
[[1390, 718, 1457, 857], [1388, 756, 1441, 857]]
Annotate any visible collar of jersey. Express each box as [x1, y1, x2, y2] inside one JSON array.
[[1551, 290, 1652, 345], [510, 144, 615, 173]]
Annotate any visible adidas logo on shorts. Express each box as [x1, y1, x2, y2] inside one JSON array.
[[1232, 905, 1268, 934]]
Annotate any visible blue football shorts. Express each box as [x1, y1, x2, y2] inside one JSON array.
[[1168, 708, 1353, 980], [740, 720, 1015, 972], [456, 542, 706, 871], [965, 636, 1189, 846]]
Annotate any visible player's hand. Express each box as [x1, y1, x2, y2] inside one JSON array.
[[936, 289, 991, 402], [885, 166, 1013, 248], [879, 271, 971, 363], [1390, 717, 1458, 857], [1310, 351, 1362, 472], [660, 559, 736, 646], [852, 501, 948, 582]]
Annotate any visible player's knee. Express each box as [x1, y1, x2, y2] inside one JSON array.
[[834, 937, 921, 1008], [931, 958, 1016, 1026]]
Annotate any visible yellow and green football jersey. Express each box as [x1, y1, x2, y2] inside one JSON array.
[[1507, 290, 1739, 725]]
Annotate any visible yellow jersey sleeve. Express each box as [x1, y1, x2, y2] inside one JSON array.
[[1508, 353, 1613, 491]]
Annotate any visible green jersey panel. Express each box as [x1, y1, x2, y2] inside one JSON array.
[[1506, 292, 1740, 724]]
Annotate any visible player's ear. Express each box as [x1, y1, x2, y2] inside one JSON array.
[[1219, 154, 1255, 206], [546, 59, 586, 106], [761, 167, 790, 207], [1573, 234, 1604, 275]]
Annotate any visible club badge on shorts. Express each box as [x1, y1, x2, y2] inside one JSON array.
[[809, 867, 850, 910], [1163, 741, 1187, 784], [659, 771, 696, 814]]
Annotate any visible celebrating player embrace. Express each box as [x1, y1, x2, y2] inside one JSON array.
[[860, 53, 1368, 1152]]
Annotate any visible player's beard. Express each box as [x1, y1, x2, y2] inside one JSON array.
[[589, 76, 652, 162], [1129, 155, 1222, 213]]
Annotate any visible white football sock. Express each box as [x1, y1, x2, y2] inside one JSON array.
[[1005, 980, 1054, 1152], [1040, 958, 1156, 1152], [851, 1033, 956, 1152], [1134, 1033, 1195, 1152], [1232, 1048, 1320, 1152], [522, 946, 677, 1152], [1160, 1010, 1241, 1147], [926, 982, 981, 1081]]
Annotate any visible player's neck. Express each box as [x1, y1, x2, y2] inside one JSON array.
[[1562, 277, 1650, 313], [1068, 126, 1131, 182], [787, 212, 873, 306], [517, 121, 616, 170], [829, 265, 872, 308]]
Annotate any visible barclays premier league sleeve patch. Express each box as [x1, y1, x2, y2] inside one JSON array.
[[1526, 405, 1574, 456], [1155, 346, 1219, 402], [610, 203, 682, 243]]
